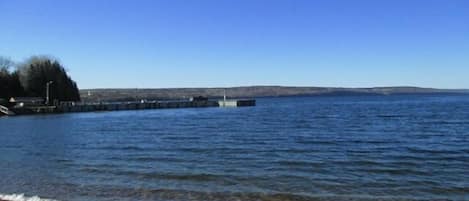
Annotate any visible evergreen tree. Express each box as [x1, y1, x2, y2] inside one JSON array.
[[18, 56, 81, 102]]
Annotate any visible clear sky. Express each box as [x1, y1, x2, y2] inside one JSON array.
[[1, 0, 468, 89]]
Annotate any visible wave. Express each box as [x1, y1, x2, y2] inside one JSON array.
[[376, 114, 407, 118], [97, 145, 147, 151], [0, 194, 58, 201]]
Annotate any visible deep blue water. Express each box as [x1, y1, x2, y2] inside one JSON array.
[[0, 95, 468, 201]]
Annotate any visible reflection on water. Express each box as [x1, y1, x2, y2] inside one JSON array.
[[1, 95, 468, 201]]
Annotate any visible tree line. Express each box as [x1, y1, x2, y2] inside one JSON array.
[[0, 56, 80, 103]]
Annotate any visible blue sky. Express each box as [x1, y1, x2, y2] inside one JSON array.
[[1, 0, 468, 89]]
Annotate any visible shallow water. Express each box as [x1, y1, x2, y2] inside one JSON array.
[[1, 95, 468, 201]]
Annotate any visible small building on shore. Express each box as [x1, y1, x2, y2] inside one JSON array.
[[9, 97, 45, 107]]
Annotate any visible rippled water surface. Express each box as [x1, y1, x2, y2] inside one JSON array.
[[1, 95, 468, 201]]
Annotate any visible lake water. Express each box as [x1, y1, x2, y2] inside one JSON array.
[[0, 95, 468, 201]]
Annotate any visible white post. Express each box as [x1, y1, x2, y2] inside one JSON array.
[[46, 81, 54, 105], [223, 89, 226, 107]]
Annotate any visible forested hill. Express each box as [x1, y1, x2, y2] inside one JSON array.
[[79, 86, 469, 102]]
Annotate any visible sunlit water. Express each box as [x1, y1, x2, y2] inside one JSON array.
[[1, 95, 468, 201]]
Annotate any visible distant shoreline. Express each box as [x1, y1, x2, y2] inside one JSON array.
[[79, 86, 469, 102]]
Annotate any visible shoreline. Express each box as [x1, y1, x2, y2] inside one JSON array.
[[0, 194, 57, 201]]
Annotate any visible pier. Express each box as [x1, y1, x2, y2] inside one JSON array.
[[1, 99, 256, 116], [0, 105, 15, 116]]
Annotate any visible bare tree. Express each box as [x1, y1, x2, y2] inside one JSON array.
[[0, 56, 14, 72], [0, 56, 24, 99]]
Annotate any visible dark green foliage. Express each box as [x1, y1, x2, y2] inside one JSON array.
[[0, 57, 25, 99], [0, 56, 80, 102], [19, 57, 81, 102]]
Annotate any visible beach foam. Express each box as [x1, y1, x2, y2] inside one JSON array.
[[0, 194, 58, 201]]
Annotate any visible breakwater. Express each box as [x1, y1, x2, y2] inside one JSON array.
[[4, 99, 255, 116]]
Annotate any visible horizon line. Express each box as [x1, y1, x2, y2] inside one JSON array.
[[78, 85, 469, 91]]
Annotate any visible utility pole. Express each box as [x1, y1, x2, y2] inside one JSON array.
[[46, 81, 54, 105]]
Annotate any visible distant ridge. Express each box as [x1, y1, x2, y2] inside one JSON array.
[[79, 86, 469, 102]]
